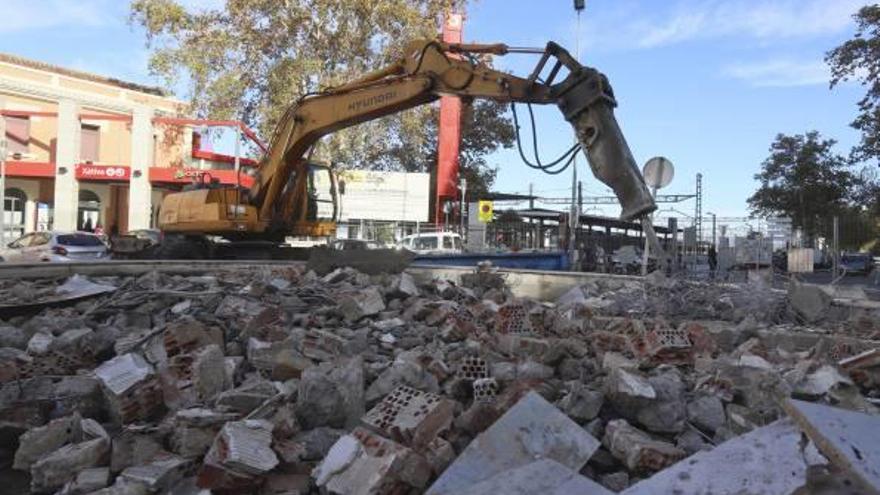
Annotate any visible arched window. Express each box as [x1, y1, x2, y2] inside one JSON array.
[[4, 188, 26, 237]]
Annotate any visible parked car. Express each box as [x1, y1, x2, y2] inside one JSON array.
[[398, 232, 463, 255], [0, 231, 109, 262], [840, 252, 875, 274]]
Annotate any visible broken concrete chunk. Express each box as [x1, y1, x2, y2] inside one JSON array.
[[175, 408, 239, 427], [216, 379, 278, 414], [302, 328, 347, 361], [788, 281, 832, 323], [603, 419, 685, 473], [458, 459, 613, 495], [794, 364, 853, 398], [214, 295, 265, 323], [171, 425, 219, 459], [428, 391, 600, 495], [784, 399, 880, 494], [737, 353, 774, 370], [312, 433, 360, 486], [0, 375, 102, 430], [338, 287, 386, 322], [515, 360, 554, 380], [560, 383, 604, 423], [27, 332, 54, 355], [110, 427, 166, 473], [163, 317, 223, 358], [601, 351, 639, 372], [297, 357, 364, 429], [424, 437, 456, 476], [636, 398, 686, 434], [247, 336, 312, 380], [686, 395, 726, 433], [191, 344, 229, 400], [30, 436, 110, 493], [623, 419, 826, 494], [314, 427, 431, 494], [52, 328, 93, 352], [286, 427, 346, 462], [628, 369, 687, 434], [605, 367, 656, 416], [676, 427, 712, 455], [600, 471, 630, 492], [13, 413, 83, 471], [389, 272, 420, 299], [374, 317, 405, 331], [60, 466, 111, 494], [0, 325, 28, 349], [120, 456, 190, 493]]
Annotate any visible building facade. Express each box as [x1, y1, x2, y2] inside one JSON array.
[[0, 53, 258, 238]]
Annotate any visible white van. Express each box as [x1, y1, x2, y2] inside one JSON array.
[[398, 232, 463, 255]]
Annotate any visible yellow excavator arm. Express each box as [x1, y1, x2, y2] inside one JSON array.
[[159, 39, 656, 239]]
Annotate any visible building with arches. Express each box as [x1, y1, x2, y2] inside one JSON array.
[[0, 52, 261, 239]]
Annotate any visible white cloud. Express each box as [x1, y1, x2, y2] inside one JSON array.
[[0, 0, 115, 34], [580, 0, 870, 51], [722, 59, 830, 87]]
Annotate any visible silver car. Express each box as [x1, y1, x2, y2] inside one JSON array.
[[0, 231, 109, 262]]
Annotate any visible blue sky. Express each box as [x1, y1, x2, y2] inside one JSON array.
[[0, 0, 872, 220]]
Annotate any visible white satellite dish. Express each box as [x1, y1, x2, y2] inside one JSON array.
[[643, 156, 674, 190]]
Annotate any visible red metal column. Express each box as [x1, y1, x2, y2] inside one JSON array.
[[435, 11, 463, 224]]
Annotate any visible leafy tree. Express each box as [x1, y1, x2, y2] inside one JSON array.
[[852, 166, 880, 216], [385, 99, 514, 198], [747, 131, 858, 241], [827, 4, 880, 164], [130, 0, 514, 195]]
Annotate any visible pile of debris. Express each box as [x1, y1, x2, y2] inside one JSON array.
[[0, 264, 878, 494]]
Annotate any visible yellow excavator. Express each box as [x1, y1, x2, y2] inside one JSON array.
[[155, 39, 657, 263]]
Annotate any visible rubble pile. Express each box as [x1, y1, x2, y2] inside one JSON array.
[[0, 265, 878, 494]]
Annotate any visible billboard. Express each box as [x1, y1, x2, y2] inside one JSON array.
[[329, 170, 430, 222]]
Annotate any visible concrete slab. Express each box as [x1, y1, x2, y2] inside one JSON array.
[[623, 419, 824, 495], [458, 459, 613, 495], [784, 399, 880, 494], [313, 427, 431, 495], [427, 391, 600, 495]]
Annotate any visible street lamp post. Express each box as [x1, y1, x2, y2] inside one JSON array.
[[706, 212, 716, 247], [569, 0, 585, 270]]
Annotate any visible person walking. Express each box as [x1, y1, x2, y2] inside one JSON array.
[[708, 245, 718, 280]]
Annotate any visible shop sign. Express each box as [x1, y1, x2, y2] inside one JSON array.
[[76, 164, 131, 181]]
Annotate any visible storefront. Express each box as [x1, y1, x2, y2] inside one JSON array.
[[74, 163, 131, 233]]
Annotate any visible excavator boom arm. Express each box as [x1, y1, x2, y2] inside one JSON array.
[[249, 39, 656, 231]]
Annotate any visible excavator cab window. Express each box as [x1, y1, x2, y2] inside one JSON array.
[[306, 163, 338, 222]]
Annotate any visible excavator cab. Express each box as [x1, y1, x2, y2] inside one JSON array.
[[289, 161, 339, 239]]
